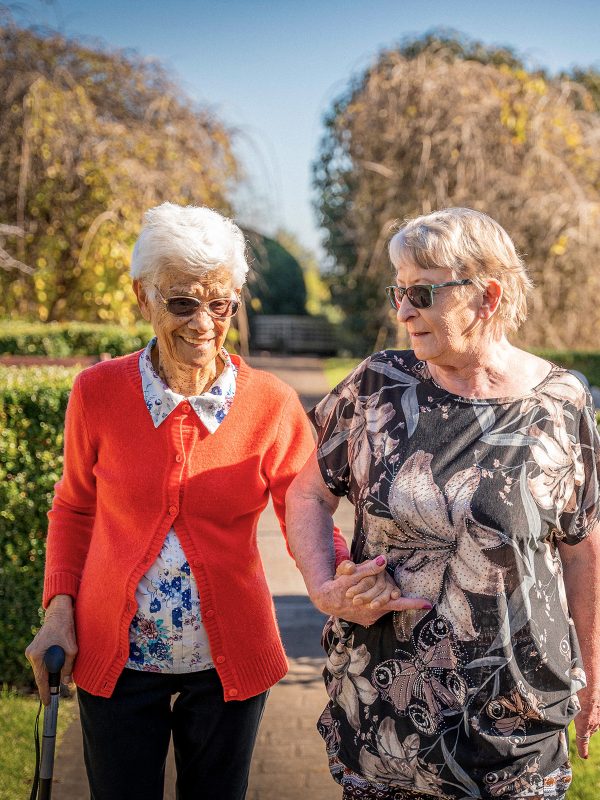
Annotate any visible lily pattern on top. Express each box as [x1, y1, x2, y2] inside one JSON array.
[[310, 350, 600, 799]]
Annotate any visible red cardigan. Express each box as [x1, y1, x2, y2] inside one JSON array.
[[44, 351, 348, 700]]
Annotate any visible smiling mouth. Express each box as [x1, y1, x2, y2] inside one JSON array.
[[182, 338, 213, 346]]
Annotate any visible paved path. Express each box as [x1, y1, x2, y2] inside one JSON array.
[[51, 355, 352, 799]]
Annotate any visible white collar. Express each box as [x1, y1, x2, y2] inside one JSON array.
[[139, 338, 237, 432]]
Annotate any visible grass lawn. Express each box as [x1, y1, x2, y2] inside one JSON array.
[[0, 688, 75, 800], [568, 724, 600, 799]]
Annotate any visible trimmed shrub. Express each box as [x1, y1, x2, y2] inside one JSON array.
[[534, 350, 600, 387], [0, 321, 239, 358], [0, 321, 154, 358], [0, 366, 79, 686]]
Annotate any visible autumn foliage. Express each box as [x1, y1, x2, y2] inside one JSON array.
[[315, 34, 600, 352], [0, 23, 238, 323]]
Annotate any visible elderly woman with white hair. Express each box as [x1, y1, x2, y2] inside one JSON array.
[[286, 208, 600, 799], [24, 202, 372, 800]]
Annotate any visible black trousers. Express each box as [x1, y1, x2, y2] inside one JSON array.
[[77, 667, 268, 800]]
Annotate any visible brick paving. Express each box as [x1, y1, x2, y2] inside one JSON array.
[[50, 354, 350, 799]]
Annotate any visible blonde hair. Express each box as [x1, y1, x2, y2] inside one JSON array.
[[389, 208, 533, 334]]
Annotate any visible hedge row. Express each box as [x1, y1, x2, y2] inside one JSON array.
[[0, 320, 240, 358], [534, 350, 600, 388], [0, 321, 154, 358], [0, 366, 80, 686]]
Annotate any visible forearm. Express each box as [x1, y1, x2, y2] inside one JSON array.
[[561, 537, 600, 696], [286, 485, 338, 602]]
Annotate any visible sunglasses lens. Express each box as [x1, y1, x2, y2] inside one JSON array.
[[406, 286, 432, 309], [208, 299, 239, 318], [166, 297, 200, 316]]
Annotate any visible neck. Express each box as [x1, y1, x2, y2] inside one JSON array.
[[426, 338, 517, 398], [152, 345, 223, 396]]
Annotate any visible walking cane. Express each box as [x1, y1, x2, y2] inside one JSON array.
[[30, 645, 65, 800]]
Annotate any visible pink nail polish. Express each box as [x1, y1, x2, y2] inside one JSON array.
[[375, 555, 386, 566], [422, 603, 433, 610]]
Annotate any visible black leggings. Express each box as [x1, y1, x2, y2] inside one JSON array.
[[77, 667, 267, 800]]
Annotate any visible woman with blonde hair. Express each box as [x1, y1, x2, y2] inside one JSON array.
[[287, 207, 600, 799]]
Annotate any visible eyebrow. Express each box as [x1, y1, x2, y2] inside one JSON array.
[[167, 286, 231, 296]]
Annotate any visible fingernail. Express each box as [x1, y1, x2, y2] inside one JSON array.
[[422, 603, 433, 610], [375, 556, 386, 566]]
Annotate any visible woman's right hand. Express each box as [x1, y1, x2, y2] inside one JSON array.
[[25, 594, 78, 705]]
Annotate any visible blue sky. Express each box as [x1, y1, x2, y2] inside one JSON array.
[[13, 0, 600, 257]]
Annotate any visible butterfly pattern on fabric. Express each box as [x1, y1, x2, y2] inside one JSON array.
[[373, 618, 467, 736], [483, 682, 546, 739]]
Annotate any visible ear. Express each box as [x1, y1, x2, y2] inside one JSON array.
[[133, 279, 152, 322], [479, 279, 502, 320]]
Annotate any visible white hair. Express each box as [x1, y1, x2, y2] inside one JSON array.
[[389, 207, 533, 334], [130, 202, 249, 288]]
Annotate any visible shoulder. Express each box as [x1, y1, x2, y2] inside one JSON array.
[[74, 351, 141, 395], [234, 357, 299, 412], [343, 349, 421, 391]]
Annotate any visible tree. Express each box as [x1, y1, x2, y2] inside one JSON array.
[[314, 32, 600, 352], [0, 21, 239, 323], [245, 230, 307, 316]]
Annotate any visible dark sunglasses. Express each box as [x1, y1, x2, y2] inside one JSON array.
[[385, 279, 472, 310], [154, 286, 240, 319]]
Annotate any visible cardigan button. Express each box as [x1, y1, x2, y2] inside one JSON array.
[[228, 688, 239, 698], [168, 505, 178, 516], [175, 454, 183, 463], [216, 655, 226, 664], [205, 609, 215, 619], [181, 403, 191, 413]]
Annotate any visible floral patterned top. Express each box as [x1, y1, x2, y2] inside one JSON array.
[[310, 350, 600, 800], [125, 339, 237, 673]]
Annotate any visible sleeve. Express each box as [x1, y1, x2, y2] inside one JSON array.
[[43, 373, 98, 607], [307, 360, 368, 498], [263, 386, 350, 565], [559, 392, 600, 544]]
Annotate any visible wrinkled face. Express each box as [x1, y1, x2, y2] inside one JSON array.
[[135, 265, 235, 372], [394, 260, 479, 364]]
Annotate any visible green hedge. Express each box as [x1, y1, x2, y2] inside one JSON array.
[[0, 320, 239, 358], [0, 366, 79, 686], [0, 321, 154, 358], [534, 350, 600, 387]]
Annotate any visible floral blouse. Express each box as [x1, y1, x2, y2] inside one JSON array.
[[310, 350, 600, 800], [125, 339, 237, 673]]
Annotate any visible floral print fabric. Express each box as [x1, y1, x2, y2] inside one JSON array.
[[311, 350, 600, 799], [340, 760, 572, 799], [124, 341, 238, 673], [127, 529, 213, 673]]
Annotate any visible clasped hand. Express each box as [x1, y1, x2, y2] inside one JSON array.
[[313, 556, 432, 627]]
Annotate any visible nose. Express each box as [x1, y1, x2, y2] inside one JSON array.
[[186, 305, 214, 331], [396, 294, 418, 324]]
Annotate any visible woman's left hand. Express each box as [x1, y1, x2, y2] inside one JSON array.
[[573, 688, 600, 759]]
